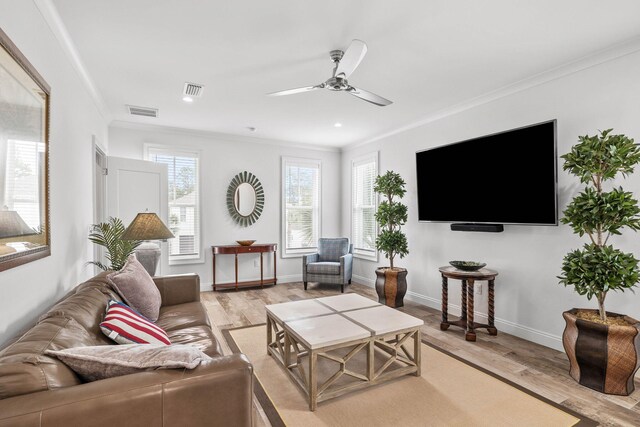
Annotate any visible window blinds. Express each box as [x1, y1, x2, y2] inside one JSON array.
[[283, 158, 321, 254], [352, 155, 377, 258], [148, 148, 200, 259], [4, 140, 43, 229]]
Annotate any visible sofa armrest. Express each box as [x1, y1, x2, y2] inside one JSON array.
[[0, 354, 253, 427], [153, 273, 200, 307]]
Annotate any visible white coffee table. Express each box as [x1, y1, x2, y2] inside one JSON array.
[[266, 294, 423, 411]]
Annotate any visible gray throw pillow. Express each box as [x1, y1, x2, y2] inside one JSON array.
[[107, 254, 161, 321], [46, 344, 212, 382]]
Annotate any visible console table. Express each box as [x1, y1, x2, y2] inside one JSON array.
[[439, 266, 498, 341], [211, 243, 277, 291]]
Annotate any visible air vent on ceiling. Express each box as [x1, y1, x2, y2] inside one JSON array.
[[183, 82, 204, 98], [127, 105, 158, 118]]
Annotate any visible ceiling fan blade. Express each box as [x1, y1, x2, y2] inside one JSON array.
[[267, 84, 323, 96], [346, 86, 393, 106], [335, 39, 367, 78]]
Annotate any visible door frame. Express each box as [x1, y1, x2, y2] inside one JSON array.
[[92, 135, 107, 274]]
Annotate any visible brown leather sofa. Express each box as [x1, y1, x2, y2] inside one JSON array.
[[0, 272, 253, 427]]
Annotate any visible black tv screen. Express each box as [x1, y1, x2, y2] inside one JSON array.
[[416, 120, 557, 225]]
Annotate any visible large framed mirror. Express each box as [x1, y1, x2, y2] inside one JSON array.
[[226, 171, 264, 227], [0, 28, 51, 272]]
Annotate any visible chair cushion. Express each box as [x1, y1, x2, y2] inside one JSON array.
[[108, 254, 162, 321], [307, 262, 340, 275], [100, 300, 171, 345], [318, 238, 349, 262]]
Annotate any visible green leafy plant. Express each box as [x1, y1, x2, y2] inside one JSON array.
[[374, 171, 408, 269], [88, 217, 141, 271], [559, 129, 640, 322]]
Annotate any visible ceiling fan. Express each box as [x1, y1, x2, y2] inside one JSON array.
[[267, 39, 393, 107]]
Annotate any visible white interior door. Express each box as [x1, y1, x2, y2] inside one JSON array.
[[106, 156, 168, 272]]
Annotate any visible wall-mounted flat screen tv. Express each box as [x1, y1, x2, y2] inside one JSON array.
[[416, 120, 557, 225]]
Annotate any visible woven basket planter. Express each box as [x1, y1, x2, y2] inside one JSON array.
[[375, 268, 407, 308], [562, 308, 640, 395]]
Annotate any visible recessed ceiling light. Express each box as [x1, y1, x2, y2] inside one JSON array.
[[182, 96, 194, 103], [247, 127, 256, 132], [334, 122, 342, 128]]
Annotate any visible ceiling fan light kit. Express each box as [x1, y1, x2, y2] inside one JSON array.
[[268, 39, 393, 106]]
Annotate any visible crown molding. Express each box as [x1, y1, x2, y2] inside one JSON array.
[[109, 120, 342, 153], [34, 0, 112, 122], [344, 35, 640, 152]]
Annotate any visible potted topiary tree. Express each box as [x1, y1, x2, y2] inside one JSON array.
[[374, 171, 409, 307], [559, 129, 640, 395]]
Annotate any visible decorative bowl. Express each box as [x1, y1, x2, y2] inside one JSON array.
[[236, 240, 256, 246], [449, 261, 486, 271]]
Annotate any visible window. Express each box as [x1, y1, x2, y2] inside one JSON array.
[[146, 146, 201, 263], [282, 157, 321, 257], [352, 153, 378, 261]]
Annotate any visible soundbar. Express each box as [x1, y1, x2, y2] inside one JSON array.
[[451, 223, 504, 233]]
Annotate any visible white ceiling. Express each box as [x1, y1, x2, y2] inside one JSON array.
[[52, 0, 640, 148]]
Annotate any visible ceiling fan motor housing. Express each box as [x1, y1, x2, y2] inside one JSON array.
[[326, 76, 349, 91], [330, 49, 344, 62]]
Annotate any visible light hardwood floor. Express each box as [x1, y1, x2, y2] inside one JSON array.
[[201, 281, 640, 427]]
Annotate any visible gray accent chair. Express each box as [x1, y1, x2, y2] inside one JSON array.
[[303, 238, 353, 293]]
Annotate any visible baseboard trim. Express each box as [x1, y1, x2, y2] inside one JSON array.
[[405, 291, 563, 351], [352, 274, 375, 287], [352, 276, 563, 351]]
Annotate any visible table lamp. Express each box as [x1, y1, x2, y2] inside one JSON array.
[[122, 212, 174, 276], [0, 209, 36, 256], [0, 209, 35, 239]]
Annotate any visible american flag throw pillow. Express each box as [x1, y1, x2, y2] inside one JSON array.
[[100, 300, 170, 345]]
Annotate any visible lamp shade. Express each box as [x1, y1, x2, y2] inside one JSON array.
[[122, 213, 174, 241], [0, 210, 35, 239]]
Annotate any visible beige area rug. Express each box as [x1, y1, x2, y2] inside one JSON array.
[[224, 325, 596, 427]]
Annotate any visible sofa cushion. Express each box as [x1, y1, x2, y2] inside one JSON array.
[[0, 317, 97, 399], [39, 285, 122, 346], [166, 326, 222, 357], [46, 344, 211, 382], [307, 262, 341, 275], [156, 302, 211, 332], [100, 300, 171, 345], [108, 254, 162, 321], [318, 238, 349, 262]]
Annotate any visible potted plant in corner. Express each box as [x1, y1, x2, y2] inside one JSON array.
[[559, 129, 640, 395], [374, 170, 409, 307], [88, 217, 141, 271]]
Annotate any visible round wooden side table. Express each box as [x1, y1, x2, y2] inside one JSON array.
[[438, 266, 499, 342]]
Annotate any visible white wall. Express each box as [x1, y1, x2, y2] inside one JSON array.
[[108, 124, 342, 289], [0, 1, 109, 347], [342, 50, 640, 350]]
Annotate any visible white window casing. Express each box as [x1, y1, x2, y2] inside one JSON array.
[[351, 152, 378, 261], [281, 157, 322, 257], [145, 144, 203, 265]]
